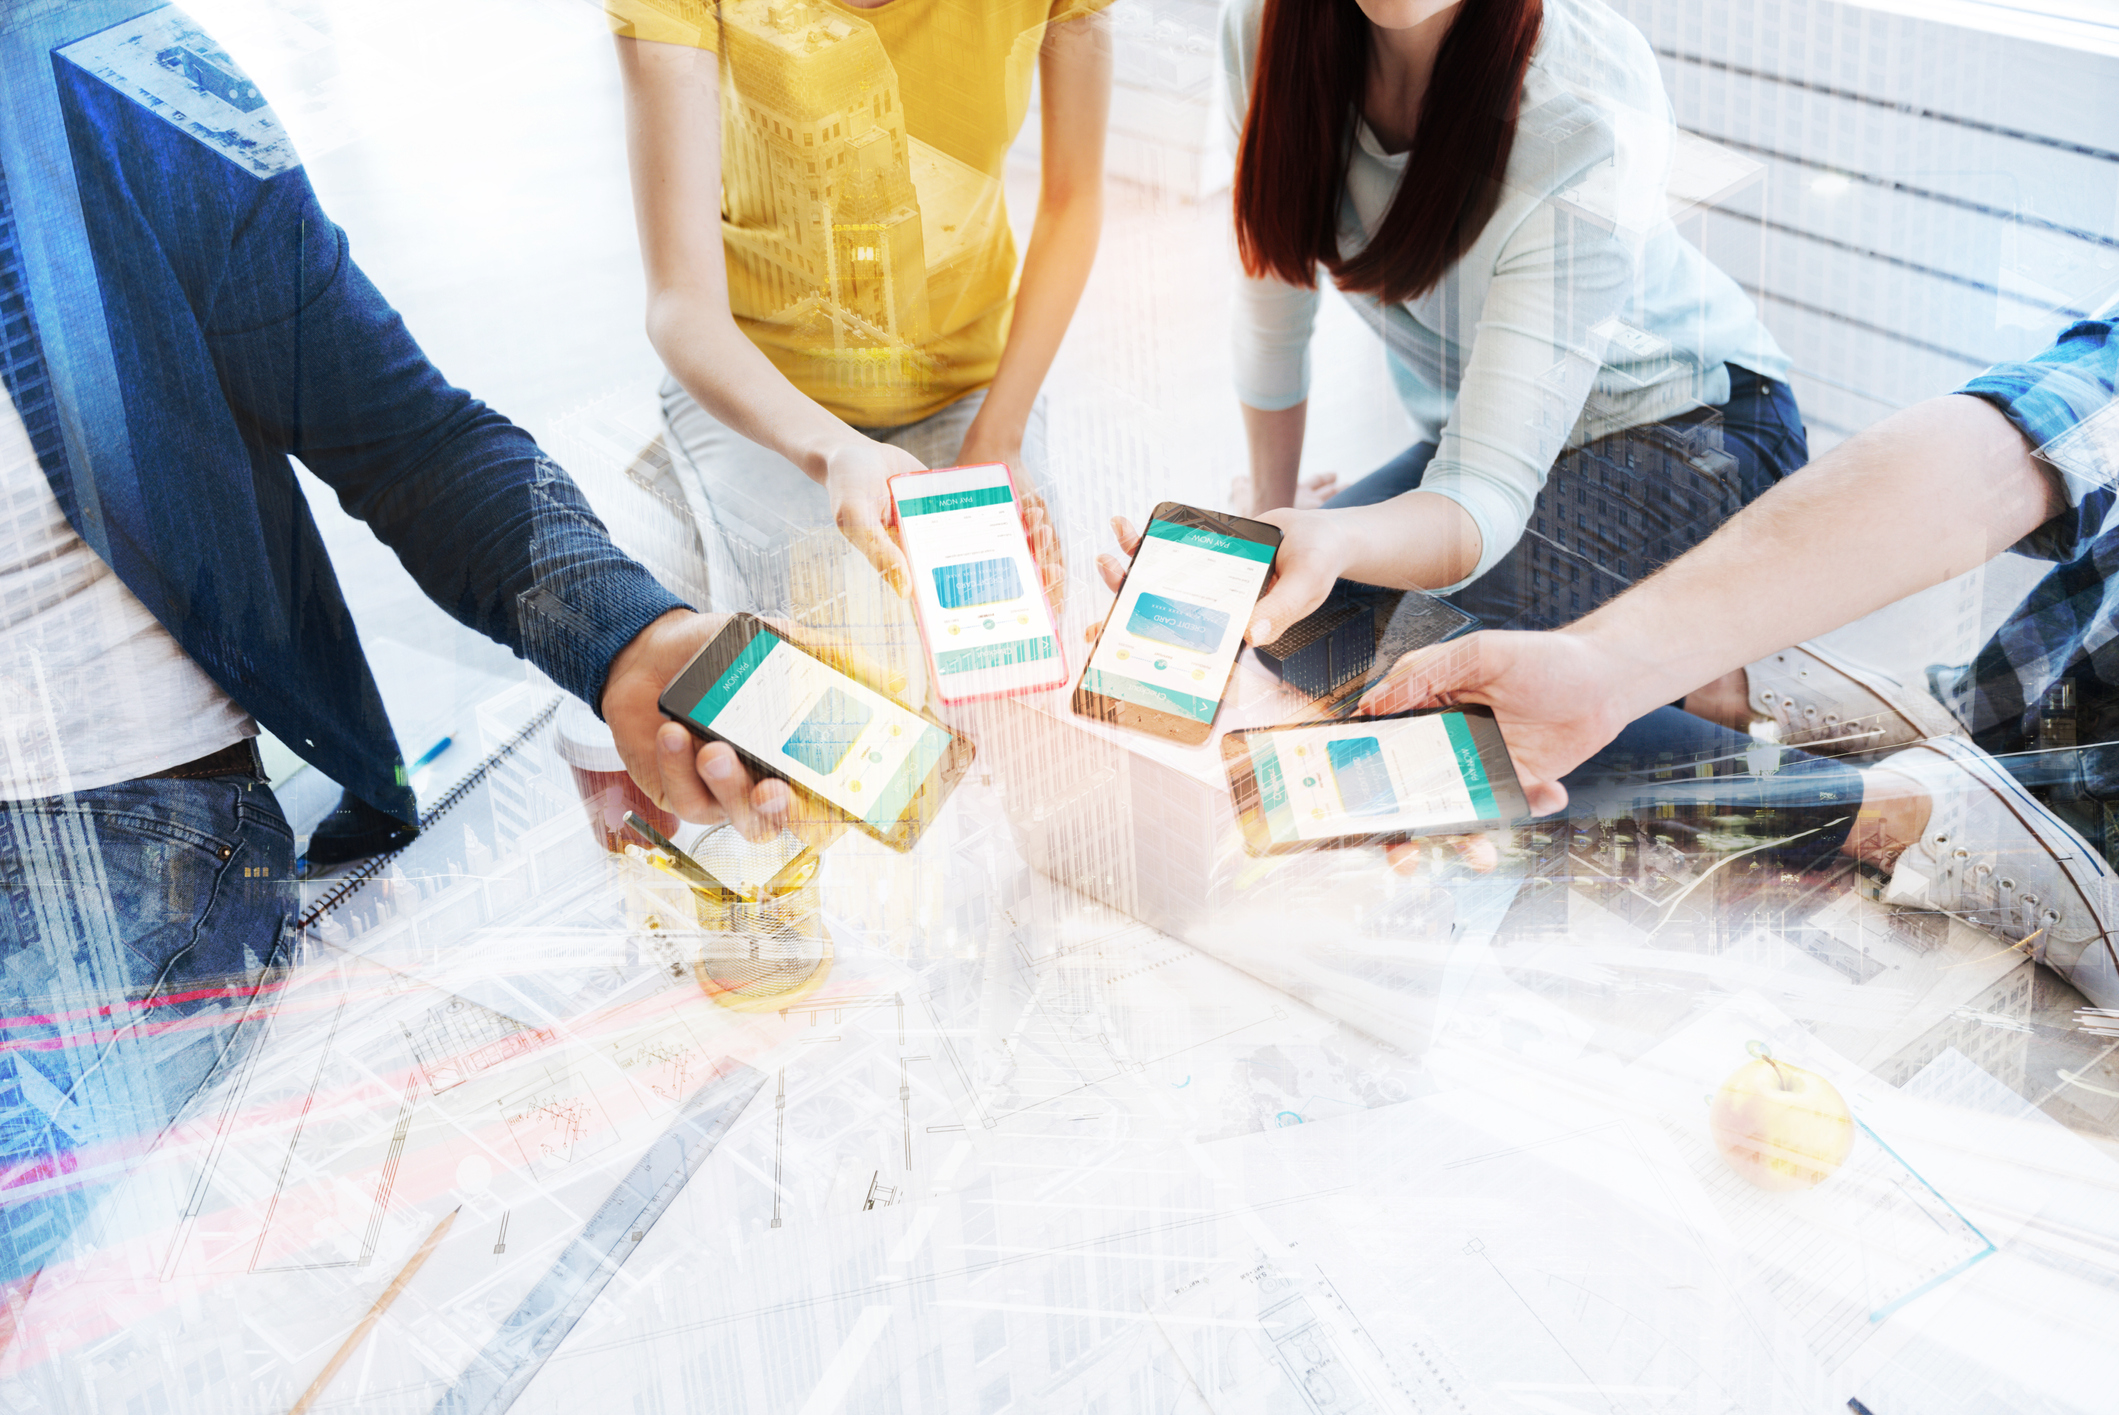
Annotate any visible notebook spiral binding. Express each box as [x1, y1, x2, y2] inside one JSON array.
[[296, 693, 564, 931]]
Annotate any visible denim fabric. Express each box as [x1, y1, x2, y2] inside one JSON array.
[[0, 773, 294, 1285], [1325, 365, 1809, 631], [1, 5, 685, 824], [1560, 706, 1862, 864]]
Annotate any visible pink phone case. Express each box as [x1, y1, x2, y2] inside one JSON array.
[[888, 463, 1070, 705]]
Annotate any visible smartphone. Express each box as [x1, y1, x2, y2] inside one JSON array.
[[1073, 503, 1282, 746], [657, 614, 974, 852], [888, 463, 1067, 704], [1221, 705, 1529, 855]]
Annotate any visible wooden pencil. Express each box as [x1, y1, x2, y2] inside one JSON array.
[[288, 1205, 460, 1414]]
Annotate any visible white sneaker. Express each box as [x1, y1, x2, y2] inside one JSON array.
[[1878, 737, 2119, 1009], [1746, 642, 1964, 758]]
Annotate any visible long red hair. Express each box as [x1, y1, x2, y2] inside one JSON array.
[[1234, 0, 1543, 304]]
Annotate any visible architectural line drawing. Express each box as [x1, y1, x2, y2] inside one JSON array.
[[433, 1064, 768, 1415]]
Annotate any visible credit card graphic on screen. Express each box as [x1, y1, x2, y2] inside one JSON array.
[[1325, 736, 1399, 817], [931, 557, 1023, 610], [1077, 507, 1279, 737], [781, 687, 871, 774], [892, 465, 1066, 702], [1126, 592, 1229, 652]]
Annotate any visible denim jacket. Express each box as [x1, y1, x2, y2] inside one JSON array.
[[0, 3, 685, 823]]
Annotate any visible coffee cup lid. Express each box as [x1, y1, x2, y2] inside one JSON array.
[[553, 698, 625, 773]]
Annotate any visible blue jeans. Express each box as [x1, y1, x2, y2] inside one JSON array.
[[0, 772, 294, 1284], [1559, 707, 1865, 865], [1327, 367, 1850, 859], [1328, 365, 1809, 631]]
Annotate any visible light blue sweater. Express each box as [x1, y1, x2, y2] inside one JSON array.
[[1225, 0, 1792, 589]]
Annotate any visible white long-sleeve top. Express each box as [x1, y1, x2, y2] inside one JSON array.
[[1224, 0, 1792, 589]]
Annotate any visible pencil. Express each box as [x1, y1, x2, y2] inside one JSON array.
[[288, 1205, 460, 1414]]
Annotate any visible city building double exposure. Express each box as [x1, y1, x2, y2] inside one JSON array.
[[0, 0, 2115, 1411]]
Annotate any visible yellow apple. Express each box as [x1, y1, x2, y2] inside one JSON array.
[[1709, 1043, 1854, 1191]]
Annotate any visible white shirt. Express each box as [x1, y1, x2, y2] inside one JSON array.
[[1, 377, 253, 799], [1223, 0, 1793, 589]]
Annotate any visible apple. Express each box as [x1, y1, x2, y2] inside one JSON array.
[[1709, 1042, 1855, 1191]]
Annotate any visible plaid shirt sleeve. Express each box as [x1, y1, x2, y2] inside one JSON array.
[[1958, 317, 2119, 562]]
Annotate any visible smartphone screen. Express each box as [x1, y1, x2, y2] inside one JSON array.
[[1078, 508, 1277, 741], [1234, 710, 1518, 848], [891, 465, 1065, 702], [681, 628, 958, 838]]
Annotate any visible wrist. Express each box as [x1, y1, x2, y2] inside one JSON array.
[[795, 424, 871, 484], [1250, 464, 1298, 513], [961, 407, 1028, 459], [1561, 613, 1704, 722], [600, 607, 692, 718]]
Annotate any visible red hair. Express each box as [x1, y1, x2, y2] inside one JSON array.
[[1234, 0, 1543, 304]]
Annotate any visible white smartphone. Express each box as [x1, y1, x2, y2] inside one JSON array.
[[888, 463, 1067, 704]]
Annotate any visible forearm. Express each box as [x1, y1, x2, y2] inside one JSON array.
[[1330, 489, 1485, 590], [973, 4, 1110, 454], [647, 288, 860, 483], [1568, 393, 2055, 716], [971, 191, 1102, 444], [1243, 401, 1306, 511]]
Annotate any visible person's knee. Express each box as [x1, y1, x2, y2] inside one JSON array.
[[1324, 441, 1439, 510]]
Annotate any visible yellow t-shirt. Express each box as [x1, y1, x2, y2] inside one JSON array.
[[609, 0, 1112, 427]]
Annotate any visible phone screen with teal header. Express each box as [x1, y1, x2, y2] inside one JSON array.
[[688, 630, 953, 833], [1082, 517, 1275, 726], [1247, 713, 1499, 844], [892, 464, 1065, 703]]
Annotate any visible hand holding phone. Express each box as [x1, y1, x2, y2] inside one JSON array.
[[658, 614, 974, 852], [888, 464, 1069, 704], [1075, 503, 1282, 745], [1221, 705, 1529, 856]]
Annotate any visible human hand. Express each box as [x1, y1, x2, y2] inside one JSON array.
[[1088, 509, 1353, 651], [601, 609, 895, 842], [1360, 630, 1644, 874], [1087, 514, 1140, 639], [822, 436, 927, 596], [1355, 628, 1649, 820], [957, 428, 1068, 619], [1242, 507, 1361, 649]]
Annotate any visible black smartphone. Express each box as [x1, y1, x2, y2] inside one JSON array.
[[1072, 502, 1283, 746], [657, 614, 974, 853], [1221, 705, 1529, 855]]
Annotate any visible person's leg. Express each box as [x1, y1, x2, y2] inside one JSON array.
[[1568, 702, 2119, 1007], [1457, 366, 1811, 632], [1710, 365, 1812, 505], [1560, 706, 1865, 870], [0, 771, 295, 1285], [659, 374, 837, 618], [1320, 441, 1440, 511]]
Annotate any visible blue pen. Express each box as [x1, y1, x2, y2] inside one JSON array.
[[410, 737, 452, 771]]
